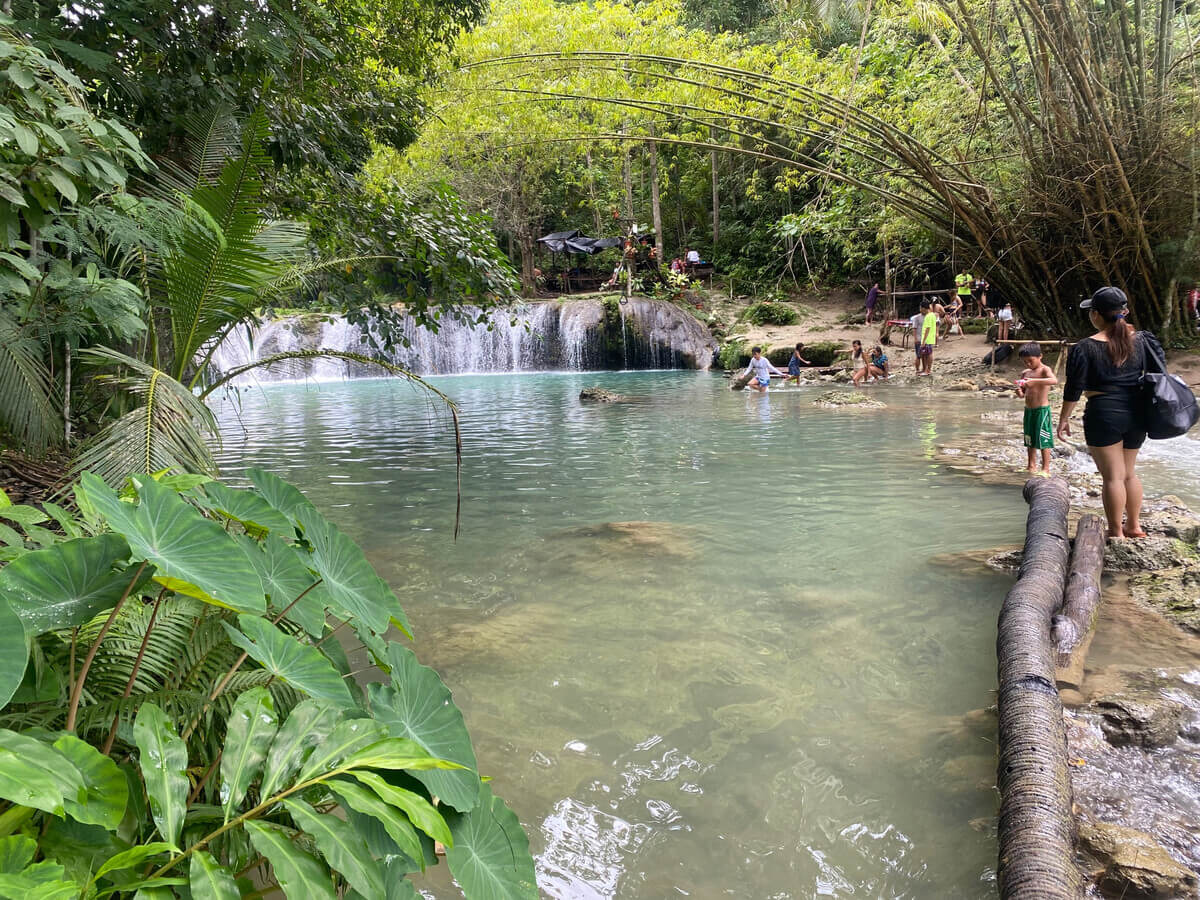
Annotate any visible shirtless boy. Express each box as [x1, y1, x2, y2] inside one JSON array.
[[1016, 342, 1058, 474]]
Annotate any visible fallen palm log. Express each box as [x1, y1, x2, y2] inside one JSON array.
[[1052, 515, 1106, 686], [996, 476, 1080, 899]]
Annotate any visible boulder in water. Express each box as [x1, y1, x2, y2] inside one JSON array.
[[812, 390, 885, 409], [945, 379, 979, 391], [1078, 818, 1199, 898], [579, 387, 630, 402], [1092, 693, 1188, 748]]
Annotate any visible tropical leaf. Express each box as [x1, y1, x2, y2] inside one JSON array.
[[0, 731, 83, 815], [349, 771, 451, 846], [443, 782, 538, 900], [0, 860, 78, 899], [52, 734, 127, 830], [367, 642, 480, 811], [244, 820, 335, 900], [0, 535, 133, 635], [295, 507, 411, 639], [91, 843, 175, 883], [188, 851, 239, 900], [328, 780, 426, 869], [244, 468, 315, 522], [0, 836, 35, 874], [219, 687, 278, 821], [0, 308, 59, 451], [80, 474, 265, 614], [222, 616, 353, 707], [132, 703, 188, 849], [237, 534, 327, 638], [259, 700, 341, 800], [73, 347, 219, 487], [296, 719, 389, 783], [199, 482, 293, 536], [0, 600, 28, 709], [283, 799, 385, 899]]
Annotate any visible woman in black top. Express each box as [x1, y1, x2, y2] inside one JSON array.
[[1057, 286, 1163, 539]]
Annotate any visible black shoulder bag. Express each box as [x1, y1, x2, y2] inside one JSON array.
[[1141, 334, 1200, 439]]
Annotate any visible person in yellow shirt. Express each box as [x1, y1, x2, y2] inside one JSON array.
[[917, 299, 938, 375], [955, 271, 974, 314]]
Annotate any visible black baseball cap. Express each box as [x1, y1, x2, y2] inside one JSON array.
[[1080, 286, 1128, 313]]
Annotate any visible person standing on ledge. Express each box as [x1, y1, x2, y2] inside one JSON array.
[[1016, 343, 1058, 475], [1057, 286, 1163, 539], [916, 300, 938, 375], [743, 346, 784, 393], [955, 270, 973, 313], [864, 282, 880, 324]]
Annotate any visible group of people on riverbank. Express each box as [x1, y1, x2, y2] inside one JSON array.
[[742, 285, 1188, 540]]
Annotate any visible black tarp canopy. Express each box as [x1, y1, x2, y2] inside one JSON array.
[[538, 231, 622, 255]]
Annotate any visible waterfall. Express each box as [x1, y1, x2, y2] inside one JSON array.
[[207, 299, 717, 384]]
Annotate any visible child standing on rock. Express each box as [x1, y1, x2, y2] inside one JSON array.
[[1016, 342, 1058, 474]]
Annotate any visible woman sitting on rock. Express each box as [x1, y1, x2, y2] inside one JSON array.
[[1057, 286, 1164, 539]]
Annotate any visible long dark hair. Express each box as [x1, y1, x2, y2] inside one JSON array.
[[1100, 311, 1135, 367]]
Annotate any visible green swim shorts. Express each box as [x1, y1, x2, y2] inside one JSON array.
[[1023, 405, 1054, 450]]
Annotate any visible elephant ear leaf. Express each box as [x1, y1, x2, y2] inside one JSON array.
[[237, 534, 327, 638], [189, 851, 239, 900], [244, 820, 335, 900], [0, 599, 27, 709], [0, 835, 36, 874], [200, 482, 293, 536], [244, 468, 315, 522], [133, 703, 188, 849], [444, 783, 538, 900], [220, 687, 278, 821], [222, 616, 354, 707], [80, 473, 266, 614], [294, 507, 411, 639], [0, 534, 133, 635], [367, 642, 479, 812]]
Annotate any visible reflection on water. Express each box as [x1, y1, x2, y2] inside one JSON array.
[[214, 372, 1035, 898]]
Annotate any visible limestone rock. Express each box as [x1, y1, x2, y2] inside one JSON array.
[[1078, 818, 1199, 899], [812, 390, 885, 410], [1092, 693, 1187, 748], [1105, 535, 1198, 573], [579, 387, 629, 402], [1129, 565, 1200, 634], [946, 379, 979, 391]]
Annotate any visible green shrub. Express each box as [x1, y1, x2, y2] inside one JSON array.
[[741, 301, 799, 326], [718, 340, 750, 370], [0, 472, 535, 900], [960, 317, 991, 334]]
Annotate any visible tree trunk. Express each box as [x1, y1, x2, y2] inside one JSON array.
[[622, 141, 634, 222], [710, 149, 720, 251], [1052, 514, 1105, 678], [63, 339, 71, 445], [585, 149, 603, 234], [648, 129, 664, 259], [518, 234, 537, 296], [996, 476, 1080, 900]]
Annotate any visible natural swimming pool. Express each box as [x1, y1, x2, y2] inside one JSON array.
[[215, 372, 1038, 897]]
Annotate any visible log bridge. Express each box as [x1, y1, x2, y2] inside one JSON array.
[[996, 477, 1105, 899]]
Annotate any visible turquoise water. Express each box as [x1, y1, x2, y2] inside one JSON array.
[[214, 372, 1028, 898]]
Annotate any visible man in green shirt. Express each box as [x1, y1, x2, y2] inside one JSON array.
[[917, 299, 938, 375], [955, 271, 974, 313]]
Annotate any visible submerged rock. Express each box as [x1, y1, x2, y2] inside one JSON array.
[[1078, 818, 1199, 899], [579, 387, 630, 402], [1092, 693, 1188, 748], [1129, 566, 1200, 634], [812, 390, 885, 409], [945, 378, 979, 391]]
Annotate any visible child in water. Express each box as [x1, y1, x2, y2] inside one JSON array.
[[743, 346, 784, 392], [1016, 342, 1058, 475]]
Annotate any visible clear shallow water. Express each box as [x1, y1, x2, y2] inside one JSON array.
[[214, 373, 1032, 898]]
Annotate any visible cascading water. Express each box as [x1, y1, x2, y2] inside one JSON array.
[[207, 298, 717, 384]]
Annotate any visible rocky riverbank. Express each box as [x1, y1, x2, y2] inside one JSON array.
[[937, 414, 1200, 897]]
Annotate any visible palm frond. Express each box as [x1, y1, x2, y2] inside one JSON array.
[[0, 308, 61, 450], [197, 349, 447, 400], [72, 346, 219, 486], [151, 106, 243, 200]]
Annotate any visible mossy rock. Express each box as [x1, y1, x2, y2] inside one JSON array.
[[960, 317, 991, 334], [801, 341, 846, 367]]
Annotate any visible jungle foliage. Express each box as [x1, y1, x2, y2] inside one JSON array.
[[0, 470, 536, 898], [393, 0, 1200, 340]]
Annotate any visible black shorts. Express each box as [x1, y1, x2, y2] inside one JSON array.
[[1083, 391, 1146, 449]]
